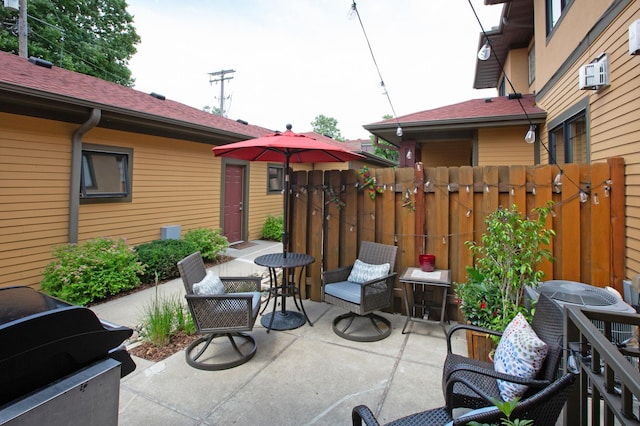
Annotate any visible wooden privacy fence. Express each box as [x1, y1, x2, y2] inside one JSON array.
[[288, 157, 625, 320]]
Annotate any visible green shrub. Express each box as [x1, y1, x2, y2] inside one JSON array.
[[41, 237, 145, 306], [135, 239, 198, 283], [184, 227, 229, 260], [262, 214, 283, 241]]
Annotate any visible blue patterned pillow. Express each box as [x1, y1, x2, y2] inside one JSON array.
[[493, 313, 548, 401], [347, 259, 390, 283]]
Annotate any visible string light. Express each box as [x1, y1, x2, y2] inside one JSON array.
[[477, 39, 491, 61], [579, 191, 588, 203], [525, 125, 536, 144]]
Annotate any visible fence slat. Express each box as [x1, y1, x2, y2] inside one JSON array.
[[591, 162, 611, 287], [308, 170, 324, 301], [324, 170, 341, 273], [534, 165, 555, 280], [560, 164, 582, 281], [291, 171, 308, 298], [340, 170, 359, 268]]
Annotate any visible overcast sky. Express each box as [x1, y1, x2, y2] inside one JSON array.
[[126, 1, 503, 140]]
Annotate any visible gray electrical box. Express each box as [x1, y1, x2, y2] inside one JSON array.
[[161, 225, 181, 240]]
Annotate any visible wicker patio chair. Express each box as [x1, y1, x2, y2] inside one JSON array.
[[177, 252, 262, 370], [322, 241, 398, 342], [442, 293, 565, 410], [352, 372, 575, 426]]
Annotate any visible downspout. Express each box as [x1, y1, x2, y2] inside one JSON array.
[[69, 108, 101, 243]]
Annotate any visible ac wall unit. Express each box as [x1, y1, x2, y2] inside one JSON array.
[[579, 53, 609, 90]]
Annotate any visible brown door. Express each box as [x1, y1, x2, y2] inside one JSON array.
[[223, 164, 244, 243]]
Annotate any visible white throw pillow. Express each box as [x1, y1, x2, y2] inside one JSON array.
[[493, 313, 548, 401], [347, 259, 390, 283], [192, 271, 225, 295]]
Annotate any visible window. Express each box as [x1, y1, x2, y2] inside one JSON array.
[[81, 144, 132, 202], [546, 0, 569, 35], [268, 165, 284, 193], [498, 77, 506, 97], [549, 112, 587, 164], [528, 46, 535, 85]]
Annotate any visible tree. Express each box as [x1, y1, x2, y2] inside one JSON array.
[[0, 0, 140, 86], [203, 105, 222, 115], [311, 114, 344, 141], [371, 114, 399, 162]]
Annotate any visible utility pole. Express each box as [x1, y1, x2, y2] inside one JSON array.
[[207, 69, 235, 116], [18, 0, 27, 57]]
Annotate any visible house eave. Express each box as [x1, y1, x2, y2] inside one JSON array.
[[364, 113, 546, 144], [0, 83, 252, 144]]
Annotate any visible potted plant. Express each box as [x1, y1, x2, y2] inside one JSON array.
[[455, 202, 555, 360]]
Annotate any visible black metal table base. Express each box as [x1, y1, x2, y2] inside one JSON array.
[[261, 311, 306, 331], [254, 252, 315, 332]]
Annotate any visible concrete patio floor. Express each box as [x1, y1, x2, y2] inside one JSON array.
[[90, 240, 467, 426]]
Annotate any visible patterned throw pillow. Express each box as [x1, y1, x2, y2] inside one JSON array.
[[347, 259, 391, 283], [192, 271, 225, 295], [493, 313, 548, 401]]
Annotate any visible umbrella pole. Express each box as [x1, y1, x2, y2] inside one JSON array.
[[283, 156, 290, 258]]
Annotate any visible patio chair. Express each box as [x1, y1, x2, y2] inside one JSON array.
[[352, 372, 575, 426], [177, 252, 262, 370], [322, 241, 398, 342], [442, 293, 565, 410]]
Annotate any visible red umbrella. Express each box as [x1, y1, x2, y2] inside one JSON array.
[[212, 124, 365, 255]]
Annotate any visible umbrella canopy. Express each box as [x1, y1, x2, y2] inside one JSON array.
[[211, 126, 364, 164], [212, 125, 365, 255]]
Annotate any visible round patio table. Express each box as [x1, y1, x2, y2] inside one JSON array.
[[255, 252, 315, 331]]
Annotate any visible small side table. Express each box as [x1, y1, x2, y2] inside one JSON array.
[[400, 267, 451, 334]]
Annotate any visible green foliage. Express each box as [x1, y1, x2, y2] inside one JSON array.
[[262, 215, 283, 241], [468, 397, 533, 426], [311, 114, 344, 141], [456, 203, 555, 332], [184, 227, 229, 261], [0, 0, 140, 86], [41, 237, 144, 306], [371, 114, 399, 162], [135, 239, 198, 283], [140, 288, 195, 347]]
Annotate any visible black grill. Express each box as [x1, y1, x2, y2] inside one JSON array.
[[0, 286, 135, 408]]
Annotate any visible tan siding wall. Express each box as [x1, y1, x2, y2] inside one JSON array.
[[78, 128, 223, 245], [534, 0, 612, 86], [478, 127, 535, 166], [246, 162, 283, 240], [536, 1, 640, 280], [503, 48, 530, 94], [1, 114, 73, 287], [420, 140, 472, 167]]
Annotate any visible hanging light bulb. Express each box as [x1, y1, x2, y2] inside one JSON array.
[[477, 40, 491, 61], [525, 125, 536, 144], [396, 125, 403, 137], [347, 1, 357, 20]]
